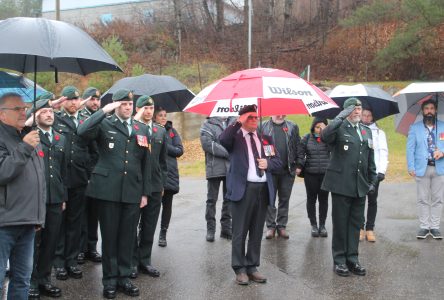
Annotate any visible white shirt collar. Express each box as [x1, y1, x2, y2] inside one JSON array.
[[241, 128, 257, 138]]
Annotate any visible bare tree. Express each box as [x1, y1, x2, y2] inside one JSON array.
[[215, 0, 224, 34]]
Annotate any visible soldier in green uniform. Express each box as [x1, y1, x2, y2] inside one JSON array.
[[52, 86, 94, 280], [26, 98, 66, 299], [77, 89, 152, 299], [131, 95, 167, 278], [321, 98, 377, 277], [78, 87, 102, 264]]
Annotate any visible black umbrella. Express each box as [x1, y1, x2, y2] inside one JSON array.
[[101, 74, 195, 112], [0, 17, 122, 123], [312, 84, 399, 121]]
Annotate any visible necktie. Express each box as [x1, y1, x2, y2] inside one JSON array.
[[354, 125, 362, 141], [70, 115, 77, 128], [123, 121, 130, 136], [248, 132, 264, 177], [148, 124, 152, 136], [44, 132, 51, 143]]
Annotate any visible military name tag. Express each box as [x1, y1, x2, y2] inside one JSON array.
[[264, 145, 276, 157], [344, 145, 349, 151], [137, 135, 149, 148], [109, 142, 114, 149]]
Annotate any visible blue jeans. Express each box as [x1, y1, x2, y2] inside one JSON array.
[[0, 225, 35, 300]]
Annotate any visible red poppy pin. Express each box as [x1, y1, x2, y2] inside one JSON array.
[[170, 132, 175, 138], [153, 127, 158, 133], [134, 124, 139, 131], [316, 137, 321, 143], [38, 150, 44, 158], [262, 139, 269, 145], [361, 130, 366, 135], [283, 127, 288, 132], [54, 135, 60, 141], [79, 119, 84, 125]]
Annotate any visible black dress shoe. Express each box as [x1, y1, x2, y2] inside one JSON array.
[[85, 251, 102, 263], [39, 283, 61, 298], [103, 286, 116, 299], [333, 264, 350, 277], [206, 231, 215, 242], [311, 225, 319, 237], [129, 267, 138, 279], [220, 231, 232, 240], [55, 268, 68, 281], [67, 266, 83, 279], [117, 281, 139, 297], [138, 264, 160, 277], [346, 261, 366, 276], [28, 287, 40, 299], [77, 252, 85, 265]]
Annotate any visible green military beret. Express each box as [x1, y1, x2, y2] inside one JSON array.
[[136, 95, 154, 108], [112, 89, 133, 102], [61, 86, 80, 100], [343, 97, 362, 109], [36, 92, 55, 101], [83, 87, 101, 99]]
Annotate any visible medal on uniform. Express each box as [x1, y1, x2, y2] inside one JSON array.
[[109, 142, 114, 149], [344, 145, 349, 151], [137, 135, 148, 147], [264, 145, 275, 157]]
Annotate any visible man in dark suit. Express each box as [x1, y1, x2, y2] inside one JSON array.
[[26, 99, 66, 299], [52, 86, 94, 280], [77, 89, 152, 299], [321, 98, 377, 277], [78, 87, 102, 264], [131, 95, 167, 278], [220, 105, 282, 285]]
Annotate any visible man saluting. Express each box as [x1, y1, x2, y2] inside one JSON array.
[[77, 89, 152, 299], [220, 104, 282, 285]]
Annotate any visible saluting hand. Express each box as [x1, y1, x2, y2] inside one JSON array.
[[134, 106, 145, 122], [238, 112, 254, 124], [140, 195, 148, 208], [336, 105, 356, 121], [102, 101, 121, 114], [79, 97, 91, 110], [49, 96, 67, 109], [24, 109, 42, 127], [23, 130, 40, 148]]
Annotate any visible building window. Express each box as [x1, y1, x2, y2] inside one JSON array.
[[101, 14, 113, 25]]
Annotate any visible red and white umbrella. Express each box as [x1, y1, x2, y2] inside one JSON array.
[[183, 67, 338, 116]]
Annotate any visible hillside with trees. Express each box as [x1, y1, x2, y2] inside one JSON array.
[[0, 0, 443, 93]]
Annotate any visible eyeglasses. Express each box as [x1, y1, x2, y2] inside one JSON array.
[[247, 116, 258, 120], [0, 106, 27, 112]]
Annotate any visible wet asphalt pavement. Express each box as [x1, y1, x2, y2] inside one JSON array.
[[3, 178, 444, 299]]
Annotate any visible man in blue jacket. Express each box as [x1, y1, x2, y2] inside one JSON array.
[[220, 104, 281, 285], [407, 98, 444, 239]]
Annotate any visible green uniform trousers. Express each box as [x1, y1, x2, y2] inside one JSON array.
[[331, 193, 365, 265]]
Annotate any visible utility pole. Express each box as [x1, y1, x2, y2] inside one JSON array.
[[248, 0, 252, 68], [56, 0, 60, 20]]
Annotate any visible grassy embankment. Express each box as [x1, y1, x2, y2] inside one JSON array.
[[178, 81, 414, 182]]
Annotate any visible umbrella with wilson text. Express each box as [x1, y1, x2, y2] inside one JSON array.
[[183, 68, 337, 117]]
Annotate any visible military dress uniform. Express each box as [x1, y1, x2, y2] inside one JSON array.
[[29, 100, 67, 298], [52, 86, 96, 279], [77, 89, 152, 298], [78, 87, 102, 262], [321, 98, 377, 276], [132, 96, 168, 277]]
